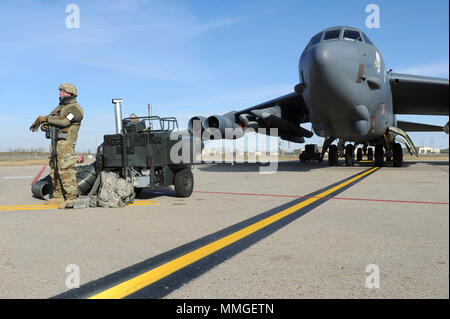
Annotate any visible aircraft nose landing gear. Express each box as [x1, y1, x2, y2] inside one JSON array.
[[328, 145, 339, 166], [345, 144, 354, 166], [374, 143, 384, 167]]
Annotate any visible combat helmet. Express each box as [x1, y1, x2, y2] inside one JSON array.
[[58, 83, 78, 96]]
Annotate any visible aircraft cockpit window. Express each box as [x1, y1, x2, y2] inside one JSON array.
[[343, 29, 362, 42], [362, 32, 373, 45], [308, 32, 323, 48], [323, 29, 340, 40]]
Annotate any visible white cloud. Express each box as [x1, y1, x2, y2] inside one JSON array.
[[29, 1, 241, 83], [191, 18, 241, 34]]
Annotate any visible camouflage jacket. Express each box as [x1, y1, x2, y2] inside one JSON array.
[[47, 97, 83, 146]]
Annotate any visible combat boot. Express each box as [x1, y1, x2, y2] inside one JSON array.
[[45, 198, 65, 206], [57, 197, 77, 209]]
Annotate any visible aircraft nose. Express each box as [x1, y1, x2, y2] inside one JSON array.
[[312, 45, 331, 71], [309, 42, 359, 83], [307, 44, 343, 113], [306, 42, 360, 120], [308, 44, 339, 93]]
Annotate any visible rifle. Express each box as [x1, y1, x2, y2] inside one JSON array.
[[46, 125, 67, 201]]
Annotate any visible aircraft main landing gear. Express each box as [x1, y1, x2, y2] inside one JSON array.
[[328, 145, 339, 166], [367, 147, 374, 161], [345, 144, 354, 166], [356, 148, 363, 162], [392, 142, 403, 167]]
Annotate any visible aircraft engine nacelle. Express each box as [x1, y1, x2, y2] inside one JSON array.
[[203, 112, 244, 139], [188, 116, 207, 133]]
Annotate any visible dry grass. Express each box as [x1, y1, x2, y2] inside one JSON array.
[[0, 150, 95, 166], [0, 159, 49, 166], [0, 152, 447, 167], [404, 154, 449, 161]]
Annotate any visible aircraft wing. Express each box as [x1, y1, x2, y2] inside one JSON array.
[[397, 120, 445, 132], [236, 92, 308, 121], [388, 73, 449, 115]]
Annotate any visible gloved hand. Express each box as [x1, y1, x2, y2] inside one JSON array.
[[40, 123, 49, 132], [30, 116, 47, 132]]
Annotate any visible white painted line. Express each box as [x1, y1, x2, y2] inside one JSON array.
[[3, 176, 34, 180]]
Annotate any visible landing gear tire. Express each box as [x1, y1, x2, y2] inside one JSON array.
[[356, 148, 363, 162], [328, 145, 339, 166], [367, 148, 374, 161], [374, 143, 384, 167], [345, 144, 354, 166], [393, 142, 403, 167]]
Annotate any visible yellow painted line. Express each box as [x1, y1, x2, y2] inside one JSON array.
[[130, 202, 158, 204], [132, 200, 157, 203], [0, 201, 158, 211], [359, 160, 374, 163], [128, 203, 159, 206], [90, 167, 379, 299], [0, 206, 58, 211], [0, 204, 48, 209]]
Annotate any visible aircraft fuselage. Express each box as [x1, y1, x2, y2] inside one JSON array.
[[299, 26, 395, 144]]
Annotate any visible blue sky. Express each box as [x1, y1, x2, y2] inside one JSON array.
[[0, 0, 448, 152]]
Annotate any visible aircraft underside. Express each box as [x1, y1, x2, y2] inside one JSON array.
[[320, 125, 418, 167]]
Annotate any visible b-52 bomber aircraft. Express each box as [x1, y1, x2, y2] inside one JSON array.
[[188, 26, 449, 167]]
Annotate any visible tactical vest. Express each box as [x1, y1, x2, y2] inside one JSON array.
[[49, 98, 83, 146]]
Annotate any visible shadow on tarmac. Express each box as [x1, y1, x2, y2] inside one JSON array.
[[135, 160, 447, 199], [135, 187, 176, 200], [196, 160, 327, 173], [194, 159, 413, 173]]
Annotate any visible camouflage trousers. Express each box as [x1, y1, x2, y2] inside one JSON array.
[[49, 139, 79, 200]]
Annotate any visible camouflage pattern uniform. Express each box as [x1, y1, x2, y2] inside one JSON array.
[[47, 84, 84, 200]]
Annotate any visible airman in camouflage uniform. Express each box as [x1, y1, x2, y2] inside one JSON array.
[[30, 83, 83, 208]]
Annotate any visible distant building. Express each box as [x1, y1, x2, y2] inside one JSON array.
[[418, 146, 441, 155]]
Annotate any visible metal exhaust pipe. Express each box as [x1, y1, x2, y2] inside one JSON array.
[[112, 99, 123, 134], [148, 103, 153, 131]]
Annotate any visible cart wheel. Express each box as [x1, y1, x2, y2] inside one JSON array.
[[174, 168, 194, 197], [134, 188, 143, 197]]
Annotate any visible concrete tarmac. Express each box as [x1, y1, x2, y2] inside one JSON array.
[[0, 160, 448, 298]]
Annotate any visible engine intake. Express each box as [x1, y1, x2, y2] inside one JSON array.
[[188, 116, 207, 133], [203, 112, 244, 139]]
